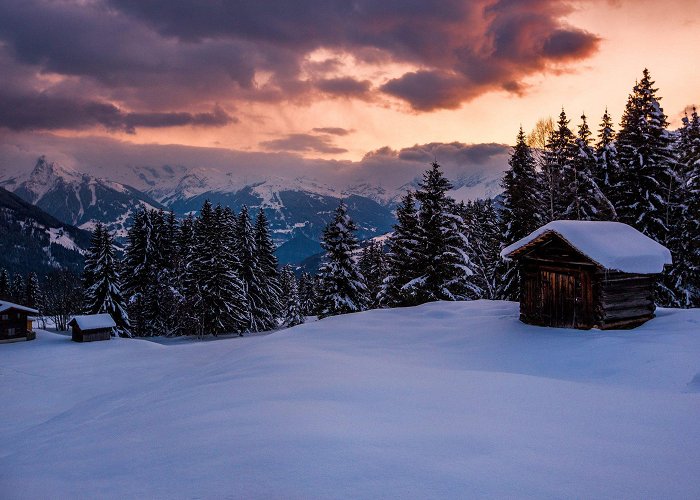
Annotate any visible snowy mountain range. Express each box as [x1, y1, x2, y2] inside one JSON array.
[[0, 153, 506, 265], [0, 187, 90, 275]]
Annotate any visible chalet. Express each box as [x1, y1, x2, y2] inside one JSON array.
[[69, 314, 115, 342], [501, 221, 672, 330], [0, 300, 39, 342]]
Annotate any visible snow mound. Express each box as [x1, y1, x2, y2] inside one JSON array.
[[501, 220, 672, 274]]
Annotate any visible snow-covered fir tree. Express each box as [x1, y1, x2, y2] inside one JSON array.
[[83, 222, 130, 333], [358, 241, 387, 309], [540, 109, 576, 222], [318, 202, 367, 317], [188, 201, 249, 337], [25, 272, 41, 310], [412, 162, 477, 303], [563, 114, 616, 221], [666, 107, 700, 306], [595, 108, 622, 211], [254, 208, 283, 326], [11, 273, 24, 304], [280, 265, 304, 327], [463, 200, 501, 300], [237, 205, 273, 332], [379, 191, 421, 307], [0, 268, 10, 301], [616, 69, 676, 244], [497, 128, 540, 300], [297, 272, 317, 316]]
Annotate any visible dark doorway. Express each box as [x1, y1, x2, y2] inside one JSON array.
[[539, 269, 585, 328]]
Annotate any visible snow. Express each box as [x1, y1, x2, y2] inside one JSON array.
[[2, 300, 699, 498], [0, 300, 39, 314], [501, 220, 673, 274], [47, 227, 82, 252], [68, 313, 116, 330]]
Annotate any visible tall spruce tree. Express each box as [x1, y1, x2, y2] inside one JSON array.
[[297, 272, 317, 316], [463, 200, 501, 300], [358, 241, 387, 309], [668, 107, 700, 306], [254, 208, 283, 326], [189, 201, 248, 337], [318, 202, 367, 317], [0, 269, 10, 301], [379, 191, 421, 307], [83, 223, 130, 332], [595, 108, 622, 211], [280, 265, 304, 327], [237, 206, 273, 331], [616, 69, 676, 244], [11, 273, 25, 304], [25, 272, 41, 310], [563, 114, 616, 221], [497, 128, 540, 300], [412, 161, 476, 302], [540, 109, 576, 222]]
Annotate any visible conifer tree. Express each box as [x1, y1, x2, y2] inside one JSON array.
[[667, 107, 700, 306], [11, 273, 25, 304], [616, 69, 676, 244], [595, 108, 622, 211], [189, 201, 248, 336], [379, 191, 421, 307], [254, 208, 283, 324], [280, 265, 304, 327], [412, 161, 476, 302], [25, 272, 41, 310], [297, 272, 317, 316], [563, 114, 616, 221], [83, 223, 130, 332], [540, 109, 576, 222], [237, 205, 273, 331], [464, 200, 501, 299], [0, 268, 10, 301], [358, 241, 387, 309], [497, 128, 540, 300], [318, 202, 367, 317]]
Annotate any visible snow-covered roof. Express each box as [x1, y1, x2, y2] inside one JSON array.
[[0, 300, 39, 315], [69, 314, 116, 330], [500, 220, 672, 274]]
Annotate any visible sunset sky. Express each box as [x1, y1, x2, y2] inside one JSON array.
[[1, 0, 699, 165]]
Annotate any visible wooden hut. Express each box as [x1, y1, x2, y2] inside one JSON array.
[[69, 314, 115, 342], [500, 221, 672, 330], [0, 300, 39, 342]]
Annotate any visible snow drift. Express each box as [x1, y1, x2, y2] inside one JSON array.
[[1, 301, 699, 498]]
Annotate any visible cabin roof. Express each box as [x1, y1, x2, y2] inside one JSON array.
[[0, 300, 39, 315], [501, 220, 672, 274], [69, 314, 116, 330]]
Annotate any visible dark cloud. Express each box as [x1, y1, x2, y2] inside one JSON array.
[[0, 90, 235, 133], [315, 77, 372, 98], [259, 134, 348, 154], [0, 0, 600, 130], [312, 127, 353, 136]]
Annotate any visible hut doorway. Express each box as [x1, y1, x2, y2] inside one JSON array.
[[539, 268, 586, 328]]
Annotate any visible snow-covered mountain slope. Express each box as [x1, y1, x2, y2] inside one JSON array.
[[1, 157, 163, 238], [2, 301, 700, 498], [0, 187, 90, 275]]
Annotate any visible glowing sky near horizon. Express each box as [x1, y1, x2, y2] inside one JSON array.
[[0, 0, 698, 162]]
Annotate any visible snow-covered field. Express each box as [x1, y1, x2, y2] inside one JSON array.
[[2, 301, 700, 499]]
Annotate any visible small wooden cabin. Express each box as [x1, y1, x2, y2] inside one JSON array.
[[69, 314, 115, 342], [501, 221, 672, 330], [0, 300, 39, 342]]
